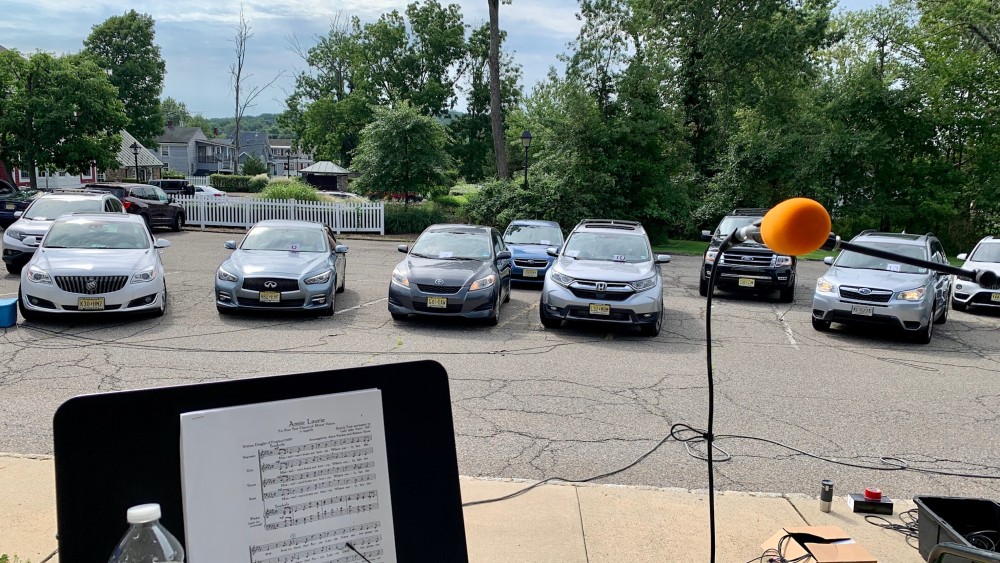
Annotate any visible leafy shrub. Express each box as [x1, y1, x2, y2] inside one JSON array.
[[449, 183, 481, 196], [241, 154, 268, 176], [384, 202, 447, 234], [430, 194, 468, 207], [210, 174, 252, 192], [161, 169, 186, 179], [259, 179, 321, 202], [248, 173, 269, 193]]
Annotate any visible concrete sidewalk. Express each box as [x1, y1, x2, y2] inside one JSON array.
[[2, 454, 922, 562]]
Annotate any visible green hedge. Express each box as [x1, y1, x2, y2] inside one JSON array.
[[161, 170, 186, 179], [209, 174, 253, 192], [384, 203, 447, 235], [259, 180, 321, 202]]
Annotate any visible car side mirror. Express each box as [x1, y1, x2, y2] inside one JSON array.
[[224, 240, 237, 250], [655, 254, 672, 264], [13, 211, 22, 218], [154, 239, 172, 249], [546, 247, 559, 258], [334, 244, 349, 254], [496, 250, 511, 261], [701, 230, 712, 241], [823, 256, 835, 265], [957, 253, 968, 261], [397, 244, 409, 253], [23, 236, 40, 247], [168, 197, 175, 203]]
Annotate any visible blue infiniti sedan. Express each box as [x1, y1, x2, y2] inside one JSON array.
[[502, 219, 564, 285], [215, 220, 348, 315]]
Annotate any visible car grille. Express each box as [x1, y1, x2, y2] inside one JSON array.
[[62, 304, 122, 311], [569, 289, 632, 302], [568, 309, 631, 322], [416, 284, 462, 294], [514, 259, 548, 268], [970, 292, 1000, 305], [413, 302, 464, 313], [55, 276, 128, 295], [239, 298, 306, 307], [243, 278, 299, 292], [719, 251, 773, 265], [839, 287, 893, 303]]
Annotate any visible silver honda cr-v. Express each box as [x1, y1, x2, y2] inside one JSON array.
[[539, 219, 671, 336], [811, 231, 952, 344]]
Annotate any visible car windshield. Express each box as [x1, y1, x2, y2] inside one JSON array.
[[835, 242, 927, 274], [411, 230, 491, 260], [562, 232, 650, 263], [504, 224, 563, 246], [969, 243, 1000, 263], [240, 227, 328, 252], [714, 216, 760, 237], [25, 198, 101, 220], [44, 220, 149, 249]]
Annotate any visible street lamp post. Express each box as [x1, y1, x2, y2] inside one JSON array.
[[520, 130, 533, 189], [286, 151, 292, 179], [129, 142, 140, 182]]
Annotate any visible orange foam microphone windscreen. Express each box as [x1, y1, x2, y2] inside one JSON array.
[[759, 198, 832, 256]]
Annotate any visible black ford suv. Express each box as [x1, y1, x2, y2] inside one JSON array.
[[148, 179, 195, 196], [85, 182, 186, 231], [699, 208, 796, 302]]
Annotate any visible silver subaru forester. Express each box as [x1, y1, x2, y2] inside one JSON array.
[[539, 219, 671, 336]]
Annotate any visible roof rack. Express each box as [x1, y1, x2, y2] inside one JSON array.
[[859, 229, 876, 235], [729, 208, 769, 216], [577, 219, 642, 230]]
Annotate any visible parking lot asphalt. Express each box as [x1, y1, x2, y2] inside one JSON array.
[[1, 229, 998, 502]]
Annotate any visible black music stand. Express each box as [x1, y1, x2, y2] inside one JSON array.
[[52, 360, 468, 562]]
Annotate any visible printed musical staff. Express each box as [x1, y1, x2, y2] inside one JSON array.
[[250, 522, 380, 554], [257, 435, 373, 458], [262, 473, 376, 500], [261, 461, 376, 486], [264, 491, 378, 519], [264, 500, 379, 530], [260, 447, 374, 472], [254, 535, 382, 563]]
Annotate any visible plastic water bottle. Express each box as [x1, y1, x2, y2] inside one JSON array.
[[108, 503, 185, 562]]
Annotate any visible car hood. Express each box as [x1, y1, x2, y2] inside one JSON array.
[[398, 256, 491, 286], [507, 244, 554, 259], [226, 250, 331, 277], [962, 261, 1000, 275], [30, 248, 154, 274], [553, 256, 657, 282], [824, 266, 930, 291], [709, 237, 770, 252], [8, 218, 53, 236]]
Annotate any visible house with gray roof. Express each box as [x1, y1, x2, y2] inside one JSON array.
[[224, 131, 273, 174], [102, 130, 164, 182], [156, 124, 235, 176], [269, 138, 315, 177]]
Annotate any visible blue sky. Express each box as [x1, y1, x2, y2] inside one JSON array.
[[1, 0, 881, 118]]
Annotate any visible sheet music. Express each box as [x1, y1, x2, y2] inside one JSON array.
[[180, 389, 396, 563]]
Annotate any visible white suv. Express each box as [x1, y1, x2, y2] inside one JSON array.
[[952, 235, 1000, 312]]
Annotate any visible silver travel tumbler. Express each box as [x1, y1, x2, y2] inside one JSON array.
[[820, 480, 834, 512]]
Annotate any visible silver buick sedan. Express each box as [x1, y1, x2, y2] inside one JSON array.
[[215, 220, 348, 315]]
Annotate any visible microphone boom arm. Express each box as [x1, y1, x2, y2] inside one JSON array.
[[824, 235, 998, 287]]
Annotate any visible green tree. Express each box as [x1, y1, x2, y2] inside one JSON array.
[[83, 9, 165, 146], [0, 50, 127, 190], [351, 103, 453, 200], [241, 154, 268, 176], [488, 0, 512, 179], [161, 96, 191, 126]]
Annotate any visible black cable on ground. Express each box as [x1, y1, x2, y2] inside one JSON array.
[[865, 509, 919, 550]]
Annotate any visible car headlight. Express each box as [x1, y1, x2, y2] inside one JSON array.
[[897, 287, 926, 301], [704, 250, 718, 264], [631, 276, 657, 291], [131, 265, 157, 283], [550, 271, 574, 287], [4, 229, 25, 241], [773, 255, 793, 267], [470, 274, 496, 291], [26, 265, 51, 284], [304, 270, 332, 285], [217, 266, 238, 282], [391, 269, 410, 288], [816, 278, 836, 293]]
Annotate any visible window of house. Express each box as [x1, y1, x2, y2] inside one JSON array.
[[96, 171, 106, 181], [161, 145, 169, 157]]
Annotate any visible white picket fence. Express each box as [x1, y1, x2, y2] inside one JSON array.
[[174, 195, 385, 234], [185, 176, 210, 186]]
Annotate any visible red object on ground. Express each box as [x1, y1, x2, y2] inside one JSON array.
[[864, 487, 882, 501]]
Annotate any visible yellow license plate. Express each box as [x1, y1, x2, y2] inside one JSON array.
[[523, 269, 538, 278], [259, 291, 281, 303], [78, 297, 105, 311], [427, 297, 448, 308], [4, 203, 14, 210], [738, 278, 755, 287], [589, 303, 611, 316], [992, 293, 1000, 302]]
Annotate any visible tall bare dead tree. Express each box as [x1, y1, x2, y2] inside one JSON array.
[[488, 0, 510, 180], [231, 5, 283, 174]]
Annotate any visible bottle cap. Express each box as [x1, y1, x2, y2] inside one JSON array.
[[127, 503, 162, 524], [863, 487, 882, 501]]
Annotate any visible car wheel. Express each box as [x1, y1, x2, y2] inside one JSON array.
[[152, 285, 166, 318], [390, 312, 408, 321], [910, 309, 934, 344], [18, 286, 39, 322], [951, 298, 967, 312], [171, 213, 184, 232], [779, 280, 795, 303], [502, 285, 510, 303], [318, 291, 335, 317], [539, 303, 561, 329], [812, 317, 831, 332], [5, 263, 21, 275], [934, 298, 948, 325], [485, 293, 501, 326], [640, 304, 663, 337], [698, 277, 708, 297], [336, 268, 346, 294], [217, 304, 233, 315]]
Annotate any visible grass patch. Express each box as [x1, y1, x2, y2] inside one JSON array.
[[448, 183, 480, 196], [652, 240, 709, 256]]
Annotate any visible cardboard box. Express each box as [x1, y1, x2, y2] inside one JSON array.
[[761, 526, 877, 563]]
